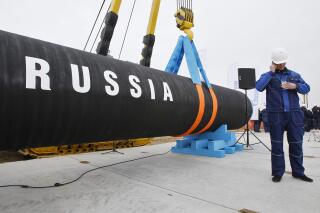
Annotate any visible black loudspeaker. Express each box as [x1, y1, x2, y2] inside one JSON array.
[[238, 68, 256, 90]]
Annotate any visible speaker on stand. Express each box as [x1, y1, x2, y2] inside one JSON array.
[[237, 68, 271, 151]]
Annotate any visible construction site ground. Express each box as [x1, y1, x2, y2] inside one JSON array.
[[0, 132, 319, 213]]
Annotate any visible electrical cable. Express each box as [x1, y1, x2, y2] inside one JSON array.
[[0, 150, 170, 189], [89, 2, 112, 53], [83, 0, 107, 51], [89, 15, 106, 53], [118, 0, 137, 59]]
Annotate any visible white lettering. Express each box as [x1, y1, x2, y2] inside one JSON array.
[[70, 64, 91, 93], [25, 58, 175, 103], [163, 82, 173, 102], [104, 70, 119, 96], [148, 79, 155, 100], [25, 56, 51, 90], [129, 75, 142, 98]]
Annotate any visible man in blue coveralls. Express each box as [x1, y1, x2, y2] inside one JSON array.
[[256, 48, 313, 183]]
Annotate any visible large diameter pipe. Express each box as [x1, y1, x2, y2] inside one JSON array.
[[0, 30, 252, 150]]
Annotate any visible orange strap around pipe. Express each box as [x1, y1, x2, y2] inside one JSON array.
[[195, 87, 218, 134], [178, 84, 205, 136]]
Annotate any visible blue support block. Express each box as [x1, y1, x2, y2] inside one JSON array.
[[199, 125, 234, 142], [172, 125, 242, 158], [234, 143, 244, 151], [191, 139, 208, 150], [184, 135, 199, 141], [208, 140, 227, 151], [176, 139, 191, 148], [171, 147, 226, 158], [224, 146, 236, 154]]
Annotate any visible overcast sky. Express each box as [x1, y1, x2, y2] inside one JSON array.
[[0, 0, 319, 107]]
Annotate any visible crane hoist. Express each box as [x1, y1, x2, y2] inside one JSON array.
[[175, 0, 194, 40]]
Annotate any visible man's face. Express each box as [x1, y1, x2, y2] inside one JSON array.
[[275, 63, 286, 70]]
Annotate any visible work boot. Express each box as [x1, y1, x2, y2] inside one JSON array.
[[292, 174, 313, 182], [272, 176, 282, 182]]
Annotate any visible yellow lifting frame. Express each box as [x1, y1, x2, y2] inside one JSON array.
[[146, 0, 161, 35], [139, 0, 161, 67], [109, 0, 122, 14]]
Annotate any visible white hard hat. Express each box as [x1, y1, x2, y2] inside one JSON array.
[[271, 48, 288, 64]]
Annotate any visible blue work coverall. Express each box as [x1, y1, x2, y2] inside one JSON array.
[[256, 68, 310, 177]]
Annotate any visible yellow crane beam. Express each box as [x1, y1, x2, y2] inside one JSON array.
[[109, 0, 122, 14], [140, 0, 161, 67], [146, 0, 161, 35]]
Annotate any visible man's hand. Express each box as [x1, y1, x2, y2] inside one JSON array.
[[270, 64, 277, 72], [281, 82, 297, 90]]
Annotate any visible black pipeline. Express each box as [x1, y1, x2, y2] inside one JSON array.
[[0, 30, 252, 150]]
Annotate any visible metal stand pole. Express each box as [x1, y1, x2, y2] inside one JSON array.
[[236, 89, 271, 152]]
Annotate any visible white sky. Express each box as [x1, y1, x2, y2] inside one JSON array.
[[0, 0, 319, 107]]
